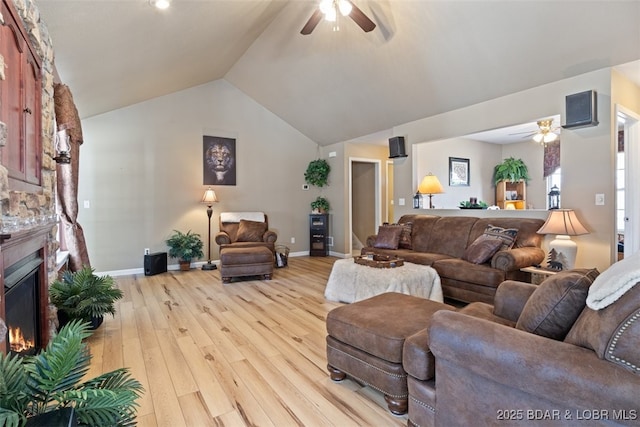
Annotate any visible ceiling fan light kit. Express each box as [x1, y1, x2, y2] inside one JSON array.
[[301, 0, 376, 35], [149, 0, 170, 10], [532, 119, 559, 145]]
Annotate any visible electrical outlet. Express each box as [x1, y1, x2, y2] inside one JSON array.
[[302, 184, 309, 190], [144, 248, 150, 255], [290, 237, 295, 244], [327, 236, 334, 246]]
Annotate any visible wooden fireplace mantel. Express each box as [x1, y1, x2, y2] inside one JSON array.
[[0, 223, 54, 354]]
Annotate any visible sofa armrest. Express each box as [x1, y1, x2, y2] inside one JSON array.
[[215, 231, 231, 245], [491, 246, 545, 271], [492, 280, 537, 322], [263, 230, 278, 244], [429, 311, 640, 413]]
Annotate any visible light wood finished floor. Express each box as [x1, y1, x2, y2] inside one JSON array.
[[85, 256, 408, 426]]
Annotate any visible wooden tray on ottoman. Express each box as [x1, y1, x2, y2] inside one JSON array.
[[354, 254, 404, 268]]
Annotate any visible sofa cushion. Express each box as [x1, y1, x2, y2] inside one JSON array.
[[236, 219, 267, 242], [373, 224, 403, 249], [565, 281, 640, 374], [516, 268, 599, 340], [398, 222, 413, 250], [480, 224, 518, 251], [462, 237, 503, 264]]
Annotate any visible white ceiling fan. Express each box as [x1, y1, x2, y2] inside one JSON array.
[[509, 118, 560, 145]]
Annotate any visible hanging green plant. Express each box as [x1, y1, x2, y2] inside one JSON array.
[[304, 159, 331, 187], [493, 157, 531, 185]]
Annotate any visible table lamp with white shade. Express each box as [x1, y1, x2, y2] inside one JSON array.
[[537, 209, 589, 270]]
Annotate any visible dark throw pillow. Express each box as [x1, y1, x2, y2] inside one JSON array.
[[236, 219, 267, 242], [481, 224, 519, 250], [516, 268, 600, 340], [373, 224, 403, 249], [397, 222, 413, 250], [462, 237, 503, 264]]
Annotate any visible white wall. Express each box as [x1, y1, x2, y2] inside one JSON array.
[[413, 137, 502, 209], [78, 80, 318, 272], [391, 68, 628, 273]]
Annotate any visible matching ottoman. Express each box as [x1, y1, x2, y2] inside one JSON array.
[[326, 292, 456, 415], [219, 246, 274, 283]]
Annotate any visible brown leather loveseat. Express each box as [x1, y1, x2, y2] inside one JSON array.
[[404, 268, 640, 426], [362, 214, 545, 303]]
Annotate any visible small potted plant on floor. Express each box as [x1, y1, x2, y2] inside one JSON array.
[[49, 266, 123, 330], [166, 229, 204, 271], [311, 196, 330, 213]]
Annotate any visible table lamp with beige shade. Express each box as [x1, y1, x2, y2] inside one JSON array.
[[537, 209, 589, 270], [418, 173, 444, 209]]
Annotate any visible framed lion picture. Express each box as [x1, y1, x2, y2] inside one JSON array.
[[203, 136, 236, 186]]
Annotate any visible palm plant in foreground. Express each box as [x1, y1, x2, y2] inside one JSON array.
[[0, 320, 143, 426]]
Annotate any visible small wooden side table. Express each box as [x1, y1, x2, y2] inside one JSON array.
[[520, 266, 558, 285]]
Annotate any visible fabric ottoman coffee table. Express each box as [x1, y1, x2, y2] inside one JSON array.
[[324, 258, 443, 303], [326, 292, 456, 415], [219, 246, 273, 283]]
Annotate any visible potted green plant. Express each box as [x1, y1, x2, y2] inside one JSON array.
[[49, 266, 123, 330], [166, 229, 204, 271], [493, 157, 531, 185], [0, 320, 143, 426], [311, 196, 330, 213], [304, 159, 331, 188]]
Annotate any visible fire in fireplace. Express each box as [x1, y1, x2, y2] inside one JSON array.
[[4, 252, 43, 356]]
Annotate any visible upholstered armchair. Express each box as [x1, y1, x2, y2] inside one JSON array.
[[215, 212, 277, 252]]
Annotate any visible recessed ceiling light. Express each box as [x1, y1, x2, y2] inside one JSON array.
[[150, 0, 170, 10]]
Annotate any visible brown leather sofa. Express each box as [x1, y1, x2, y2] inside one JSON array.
[[363, 214, 545, 304], [404, 269, 640, 426]]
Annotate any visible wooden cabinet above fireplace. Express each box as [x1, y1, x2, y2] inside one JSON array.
[[0, 0, 43, 192]]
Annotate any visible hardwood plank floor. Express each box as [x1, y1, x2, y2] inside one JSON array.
[[87, 256, 408, 426]]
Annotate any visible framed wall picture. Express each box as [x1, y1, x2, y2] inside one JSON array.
[[203, 136, 236, 186], [449, 157, 469, 186]]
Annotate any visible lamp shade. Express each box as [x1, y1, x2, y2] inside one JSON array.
[[537, 209, 589, 271], [201, 187, 219, 205], [537, 209, 589, 236], [418, 173, 444, 195]]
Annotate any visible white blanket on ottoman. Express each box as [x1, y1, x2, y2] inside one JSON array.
[[324, 258, 443, 303]]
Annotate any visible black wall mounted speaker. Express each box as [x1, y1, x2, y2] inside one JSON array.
[[388, 136, 408, 158], [563, 90, 598, 129], [144, 252, 167, 276]]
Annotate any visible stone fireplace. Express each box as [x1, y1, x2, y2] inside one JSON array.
[[0, 0, 59, 354]]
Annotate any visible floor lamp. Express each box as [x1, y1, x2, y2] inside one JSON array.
[[201, 187, 219, 270]]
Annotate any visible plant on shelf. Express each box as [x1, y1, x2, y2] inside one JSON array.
[[493, 157, 531, 185], [304, 159, 331, 188], [0, 320, 143, 427], [311, 196, 330, 213], [459, 200, 489, 209], [49, 266, 123, 330], [166, 229, 204, 271]]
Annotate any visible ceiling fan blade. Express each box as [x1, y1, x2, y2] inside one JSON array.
[[349, 2, 376, 32], [301, 9, 323, 35]]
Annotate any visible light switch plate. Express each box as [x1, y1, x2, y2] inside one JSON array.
[[595, 193, 605, 205], [398, 198, 405, 206]]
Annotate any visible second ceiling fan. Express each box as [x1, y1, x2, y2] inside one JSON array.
[[301, 0, 376, 35]]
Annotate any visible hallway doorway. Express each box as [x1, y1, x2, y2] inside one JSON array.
[[349, 158, 381, 256]]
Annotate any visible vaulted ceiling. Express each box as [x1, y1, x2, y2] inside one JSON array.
[[37, 0, 640, 145]]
